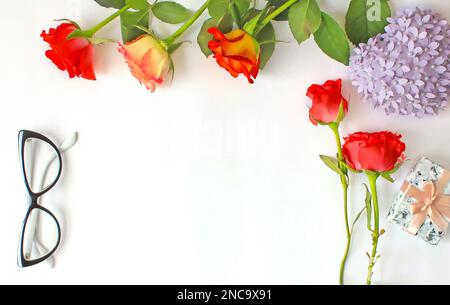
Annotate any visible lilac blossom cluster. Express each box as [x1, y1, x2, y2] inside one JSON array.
[[350, 8, 450, 117]]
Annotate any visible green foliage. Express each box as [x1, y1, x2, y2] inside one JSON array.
[[94, 0, 125, 9], [208, 0, 230, 20], [95, 0, 375, 68], [320, 155, 345, 177], [351, 206, 367, 234], [363, 184, 373, 231], [267, 0, 290, 21], [314, 12, 350, 65], [152, 1, 193, 24], [120, 8, 150, 43], [126, 0, 150, 10], [381, 172, 395, 183], [209, 0, 251, 25], [197, 15, 233, 57], [243, 9, 265, 34], [234, 0, 251, 17], [256, 22, 276, 69], [288, 0, 321, 44], [345, 0, 391, 45]]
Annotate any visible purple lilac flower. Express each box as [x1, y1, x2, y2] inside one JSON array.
[[350, 8, 450, 118]]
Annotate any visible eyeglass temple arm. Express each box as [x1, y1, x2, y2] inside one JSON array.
[[39, 132, 78, 191], [23, 132, 78, 267]]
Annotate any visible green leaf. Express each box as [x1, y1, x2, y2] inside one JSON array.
[[209, 0, 229, 20], [363, 184, 373, 231], [243, 11, 264, 34], [230, 3, 242, 27], [152, 1, 192, 24], [230, 0, 251, 27], [197, 15, 233, 57], [288, 0, 321, 44], [120, 8, 150, 43], [126, 0, 150, 10], [209, 0, 250, 22], [197, 18, 217, 57], [351, 206, 367, 234], [198, 19, 217, 57], [335, 101, 346, 123], [345, 0, 391, 45], [94, 0, 125, 9], [314, 12, 350, 65], [242, 7, 261, 25], [319, 155, 344, 176], [234, 0, 251, 16], [275, 9, 289, 21], [256, 22, 275, 69], [381, 172, 395, 183], [242, 8, 266, 34]]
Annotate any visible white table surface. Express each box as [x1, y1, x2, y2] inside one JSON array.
[[1, 0, 450, 284]]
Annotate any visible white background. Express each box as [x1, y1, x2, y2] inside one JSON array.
[[1, 0, 449, 284]]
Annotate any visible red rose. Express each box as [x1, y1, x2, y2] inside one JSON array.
[[342, 131, 406, 172], [306, 79, 348, 125], [41, 23, 96, 80]]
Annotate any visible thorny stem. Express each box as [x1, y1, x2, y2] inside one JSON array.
[[164, 0, 211, 46], [261, 0, 298, 26], [329, 123, 351, 285], [366, 172, 380, 285], [84, 4, 131, 37]]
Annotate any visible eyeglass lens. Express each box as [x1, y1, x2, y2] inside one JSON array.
[[22, 207, 59, 262], [23, 137, 60, 194]]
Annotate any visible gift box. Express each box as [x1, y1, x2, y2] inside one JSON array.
[[387, 157, 450, 245]]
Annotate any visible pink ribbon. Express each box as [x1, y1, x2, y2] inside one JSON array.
[[401, 170, 450, 235]]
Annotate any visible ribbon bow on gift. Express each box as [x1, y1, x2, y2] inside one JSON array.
[[401, 170, 450, 235]]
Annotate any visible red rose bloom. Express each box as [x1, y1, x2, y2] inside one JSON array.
[[342, 131, 406, 172], [306, 79, 348, 125], [41, 23, 96, 80]]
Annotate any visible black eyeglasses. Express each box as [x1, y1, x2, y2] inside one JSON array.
[[18, 130, 62, 268]]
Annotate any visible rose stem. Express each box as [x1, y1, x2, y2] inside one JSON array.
[[164, 0, 211, 46], [259, 0, 298, 27], [330, 123, 350, 285], [366, 172, 380, 285], [84, 4, 131, 38]]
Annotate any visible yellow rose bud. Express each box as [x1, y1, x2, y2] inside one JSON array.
[[118, 35, 171, 92]]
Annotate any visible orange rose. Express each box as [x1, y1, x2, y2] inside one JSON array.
[[118, 35, 171, 92], [208, 28, 260, 84]]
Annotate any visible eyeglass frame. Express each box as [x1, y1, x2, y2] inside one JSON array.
[[18, 130, 62, 268], [24, 132, 78, 268]]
